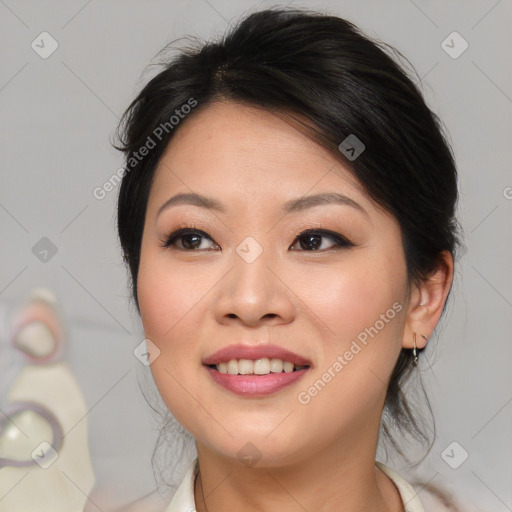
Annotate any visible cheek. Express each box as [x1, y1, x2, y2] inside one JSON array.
[[294, 257, 406, 339], [289, 251, 408, 411], [290, 261, 407, 424], [137, 250, 207, 432], [136, 248, 198, 393], [137, 249, 197, 342], [137, 263, 172, 341]]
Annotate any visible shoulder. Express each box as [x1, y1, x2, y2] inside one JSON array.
[[419, 488, 459, 512], [415, 481, 482, 512], [375, 461, 461, 512], [108, 489, 170, 512]]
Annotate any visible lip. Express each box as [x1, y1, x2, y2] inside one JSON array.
[[204, 366, 310, 397], [202, 344, 312, 366]]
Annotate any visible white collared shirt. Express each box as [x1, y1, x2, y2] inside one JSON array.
[[165, 457, 425, 511]]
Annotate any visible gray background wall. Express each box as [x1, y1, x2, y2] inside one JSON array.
[[0, 0, 511, 510]]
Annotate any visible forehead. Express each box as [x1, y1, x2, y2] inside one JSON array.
[[164, 100, 344, 164], [149, 100, 369, 213]]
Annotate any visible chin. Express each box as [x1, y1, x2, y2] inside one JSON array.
[[197, 430, 309, 469]]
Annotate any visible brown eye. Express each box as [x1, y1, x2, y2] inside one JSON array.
[[161, 229, 219, 251], [290, 230, 354, 251], [161, 227, 353, 252]]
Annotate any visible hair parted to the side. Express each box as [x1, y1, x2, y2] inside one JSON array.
[[113, 6, 462, 505]]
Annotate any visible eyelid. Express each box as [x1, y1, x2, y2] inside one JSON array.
[[157, 218, 214, 248], [285, 221, 353, 244], [160, 227, 217, 250], [159, 219, 212, 238], [161, 223, 354, 251], [292, 228, 354, 249]]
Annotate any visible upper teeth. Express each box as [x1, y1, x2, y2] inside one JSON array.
[[214, 358, 307, 375]]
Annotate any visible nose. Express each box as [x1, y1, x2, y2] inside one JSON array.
[[213, 246, 296, 328]]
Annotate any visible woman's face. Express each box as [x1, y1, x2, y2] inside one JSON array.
[[138, 100, 411, 467]]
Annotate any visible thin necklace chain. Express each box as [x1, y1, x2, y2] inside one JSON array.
[[198, 469, 209, 512]]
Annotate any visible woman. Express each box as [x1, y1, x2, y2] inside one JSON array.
[[114, 7, 462, 511]]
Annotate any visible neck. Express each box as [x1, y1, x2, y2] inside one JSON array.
[[193, 428, 403, 512]]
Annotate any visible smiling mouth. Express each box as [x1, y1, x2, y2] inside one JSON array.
[[206, 358, 310, 375]]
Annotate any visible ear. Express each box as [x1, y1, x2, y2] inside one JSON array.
[[402, 250, 454, 349]]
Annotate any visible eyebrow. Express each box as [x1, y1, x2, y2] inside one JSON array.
[[157, 192, 368, 218]]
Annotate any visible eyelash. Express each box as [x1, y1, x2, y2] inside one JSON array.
[[160, 227, 354, 252]]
